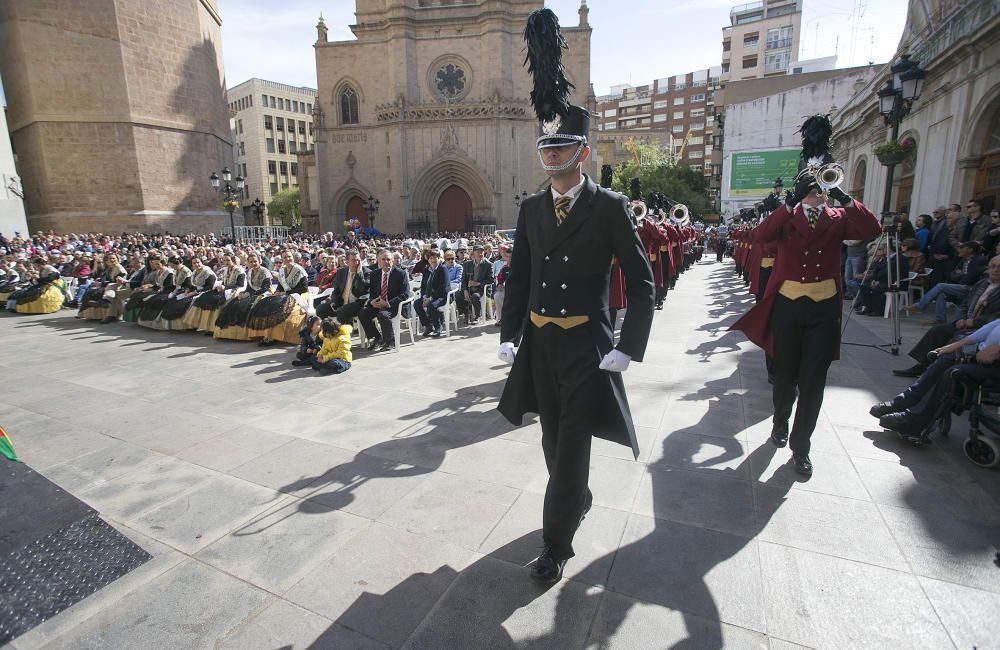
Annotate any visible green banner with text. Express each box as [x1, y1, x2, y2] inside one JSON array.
[[729, 149, 800, 197]]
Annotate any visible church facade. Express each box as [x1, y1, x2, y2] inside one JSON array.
[[310, 0, 594, 235]]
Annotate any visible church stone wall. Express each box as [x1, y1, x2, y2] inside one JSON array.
[[0, 0, 234, 234]]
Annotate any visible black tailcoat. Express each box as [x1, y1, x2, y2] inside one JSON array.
[[498, 176, 655, 458]]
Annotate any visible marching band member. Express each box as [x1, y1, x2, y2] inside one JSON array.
[[731, 115, 881, 476], [498, 8, 654, 584]]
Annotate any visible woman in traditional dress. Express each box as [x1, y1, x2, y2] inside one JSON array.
[[125, 255, 175, 324], [248, 250, 309, 346], [8, 258, 65, 314], [78, 252, 127, 321], [122, 256, 162, 322], [139, 256, 193, 330], [213, 253, 272, 341], [182, 253, 244, 334]]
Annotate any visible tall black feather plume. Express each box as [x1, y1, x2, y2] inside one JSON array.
[[523, 8, 574, 123], [797, 114, 834, 169], [600, 164, 614, 189], [629, 178, 642, 202]]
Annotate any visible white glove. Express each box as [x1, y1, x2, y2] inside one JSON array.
[[498, 341, 517, 365], [599, 349, 632, 373]]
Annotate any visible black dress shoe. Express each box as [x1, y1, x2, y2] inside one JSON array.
[[366, 338, 381, 351], [291, 359, 309, 366], [770, 421, 789, 448], [579, 489, 593, 527], [869, 401, 900, 418], [430, 330, 442, 338], [99, 316, 117, 324], [421, 328, 433, 337], [530, 548, 566, 584], [879, 411, 921, 433], [378, 340, 395, 352], [792, 453, 813, 476], [892, 364, 925, 378]]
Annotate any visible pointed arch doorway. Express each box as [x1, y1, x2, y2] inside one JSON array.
[[437, 185, 472, 233], [346, 195, 369, 228]]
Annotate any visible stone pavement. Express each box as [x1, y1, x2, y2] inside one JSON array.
[[2, 259, 999, 649]]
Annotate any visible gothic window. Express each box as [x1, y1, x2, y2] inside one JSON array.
[[435, 64, 466, 99], [340, 87, 359, 125]]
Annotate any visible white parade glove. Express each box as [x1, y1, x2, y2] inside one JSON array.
[[599, 349, 632, 373], [497, 341, 517, 365]]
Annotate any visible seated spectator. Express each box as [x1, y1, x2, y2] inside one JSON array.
[[314, 255, 339, 291], [415, 249, 447, 337], [462, 245, 495, 324], [359, 249, 410, 352], [311, 317, 352, 375], [316, 249, 369, 323], [907, 241, 985, 323], [443, 250, 463, 290], [8, 258, 64, 314], [493, 244, 511, 326], [855, 242, 908, 316], [893, 255, 1000, 377], [66, 253, 94, 307], [251, 250, 309, 346], [293, 315, 322, 367], [981, 209, 1000, 256], [873, 318, 1000, 441]]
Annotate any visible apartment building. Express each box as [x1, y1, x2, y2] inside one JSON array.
[[594, 67, 723, 176], [226, 79, 317, 225], [721, 0, 802, 82]]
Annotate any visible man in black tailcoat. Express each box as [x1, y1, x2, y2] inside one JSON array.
[[497, 7, 654, 585]]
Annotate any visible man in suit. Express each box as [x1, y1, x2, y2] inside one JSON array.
[[731, 115, 881, 477], [497, 86, 654, 582], [928, 206, 957, 285], [892, 256, 1000, 377], [316, 250, 369, 322], [415, 248, 447, 337], [463, 245, 495, 324], [359, 248, 410, 352]]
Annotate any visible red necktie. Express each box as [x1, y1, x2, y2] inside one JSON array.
[[380, 271, 388, 300]]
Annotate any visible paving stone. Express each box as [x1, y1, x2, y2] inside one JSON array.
[[377, 472, 520, 551], [197, 499, 369, 594], [128, 475, 286, 553], [917, 576, 1000, 649], [648, 428, 752, 476], [42, 559, 269, 649], [218, 598, 387, 649], [758, 542, 953, 649], [173, 428, 295, 472], [402, 554, 603, 649], [40, 441, 166, 493], [285, 522, 475, 647], [586, 591, 769, 649], [633, 466, 757, 537], [607, 514, 765, 633], [228, 438, 358, 496], [748, 445, 870, 500], [755, 487, 909, 571]]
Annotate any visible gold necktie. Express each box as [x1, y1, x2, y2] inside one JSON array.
[[342, 270, 354, 304], [555, 196, 571, 226], [806, 207, 819, 230]]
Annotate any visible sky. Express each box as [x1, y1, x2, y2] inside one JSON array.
[[219, 0, 908, 96]]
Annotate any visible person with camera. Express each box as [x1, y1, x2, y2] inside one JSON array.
[[873, 315, 1000, 442], [731, 114, 881, 477]]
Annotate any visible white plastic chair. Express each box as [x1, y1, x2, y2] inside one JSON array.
[[391, 294, 418, 352], [440, 287, 461, 336]]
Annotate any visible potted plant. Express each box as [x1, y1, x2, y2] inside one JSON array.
[[874, 137, 915, 166]]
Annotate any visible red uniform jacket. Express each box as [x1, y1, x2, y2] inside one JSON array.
[[730, 200, 881, 360], [639, 221, 670, 288], [610, 258, 627, 309]]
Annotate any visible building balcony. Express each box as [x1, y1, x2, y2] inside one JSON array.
[[766, 38, 792, 50]]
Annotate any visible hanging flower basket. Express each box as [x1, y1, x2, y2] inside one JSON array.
[[342, 217, 360, 230], [874, 138, 915, 166], [222, 199, 240, 211]]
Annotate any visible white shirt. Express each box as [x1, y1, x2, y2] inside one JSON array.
[[550, 175, 588, 213]]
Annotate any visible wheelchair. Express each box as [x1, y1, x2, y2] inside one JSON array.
[[931, 369, 1000, 469]]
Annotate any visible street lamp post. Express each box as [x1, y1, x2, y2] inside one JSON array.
[[363, 195, 380, 232], [251, 197, 265, 226], [210, 166, 245, 241], [876, 53, 926, 215]]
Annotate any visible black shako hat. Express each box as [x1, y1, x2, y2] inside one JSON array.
[[523, 8, 590, 149]]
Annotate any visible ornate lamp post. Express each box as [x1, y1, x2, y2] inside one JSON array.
[[876, 53, 926, 215], [251, 197, 265, 226], [363, 195, 380, 232], [210, 166, 245, 240]]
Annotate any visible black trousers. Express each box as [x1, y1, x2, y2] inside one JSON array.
[[414, 297, 443, 330], [317, 298, 365, 323], [359, 304, 394, 342], [909, 322, 961, 365], [771, 294, 840, 455], [756, 267, 775, 377], [529, 322, 601, 561]]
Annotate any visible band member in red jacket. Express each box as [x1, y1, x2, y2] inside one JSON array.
[[731, 115, 881, 477]]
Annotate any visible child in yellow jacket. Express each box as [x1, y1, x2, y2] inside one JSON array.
[[311, 317, 352, 375]]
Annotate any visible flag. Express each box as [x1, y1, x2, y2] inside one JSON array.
[[0, 425, 19, 462]]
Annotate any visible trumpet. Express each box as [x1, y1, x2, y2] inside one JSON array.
[[795, 162, 845, 198], [631, 200, 648, 223]]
